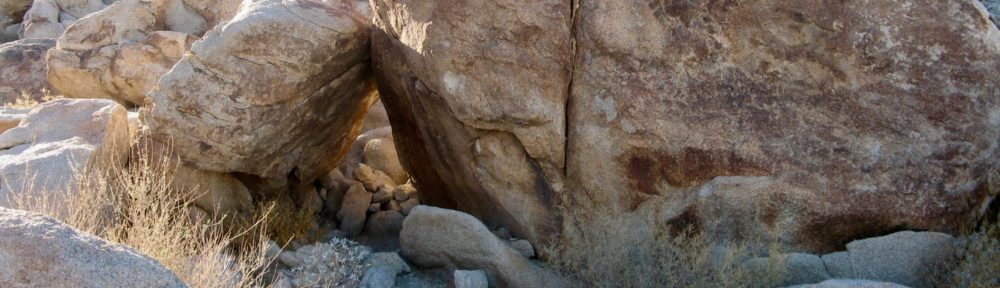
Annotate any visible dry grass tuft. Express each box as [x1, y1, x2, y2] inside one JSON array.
[[8, 138, 275, 288], [543, 202, 786, 288], [5, 88, 62, 109]]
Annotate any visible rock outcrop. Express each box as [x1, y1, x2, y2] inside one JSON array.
[[145, 0, 377, 182], [20, 0, 107, 39], [0, 207, 185, 287], [400, 206, 573, 288], [0, 99, 128, 210], [371, 0, 571, 246], [373, 0, 1000, 252], [46, 0, 198, 106], [0, 38, 54, 104]]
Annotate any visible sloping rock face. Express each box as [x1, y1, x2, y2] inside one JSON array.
[[0, 99, 129, 208], [0, 207, 185, 288], [371, 0, 572, 245], [46, 0, 199, 106], [144, 0, 376, 182], [372, 0, 1000, 252], [0, 39, 54, 104]]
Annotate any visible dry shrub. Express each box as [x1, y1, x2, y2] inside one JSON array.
[[8, 138, 275, 288], [258, 195, 320, 245], [942, 210, 1000, 288], [543, 202, 786, 288]]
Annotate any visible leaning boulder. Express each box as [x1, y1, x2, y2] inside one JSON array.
[[145, 0, 376, 182], [400, 206, 573, 288], [371, 0, 571, 246], [0, 38, 55, 104], [0, 207, 185, 287], [0, 99, 128, 210]]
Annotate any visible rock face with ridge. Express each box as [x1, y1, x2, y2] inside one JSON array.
[[0, 39, 55, 104], [0, 208, 184, 287], [371, 0, 571, 246], [0, 99, 128, 210], [373, 0, 1000, 252], [145, 0, 377, 182]]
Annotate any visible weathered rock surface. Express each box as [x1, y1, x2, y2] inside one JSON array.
[[0, 99, 128, 210], [0, 207, 185, 287], [145, 0, 376, 182], [0, 39, 54, 104], [453, 270, 488, 288], [400, 206, 573, 288], [46, 0, 198, 106], [821, 231, 957, 287], [371, 0, 571, 247], [20, 0, 107, 39], [373, 0, 1000, 252], [572, 0, 1000, 253]]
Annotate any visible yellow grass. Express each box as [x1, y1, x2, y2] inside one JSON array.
[[7, 138, 276, 288]]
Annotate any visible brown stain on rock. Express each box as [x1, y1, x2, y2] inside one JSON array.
[[625, 147, 771, 195]]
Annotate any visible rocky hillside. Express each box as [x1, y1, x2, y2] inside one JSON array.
[[0, 0, 998, 287]]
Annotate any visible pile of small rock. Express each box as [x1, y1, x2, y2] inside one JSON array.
[[327, 162, 423, 242]]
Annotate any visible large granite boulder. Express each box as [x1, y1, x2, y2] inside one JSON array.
[[569, 0, 1000, 252], [145, 0, 376, 182], [0, 207, 185, 287], [0, 39, 55, 104], [372, 0, 1000, 252], [0, 99, 129, 209], [371, 0, 572, 246]]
